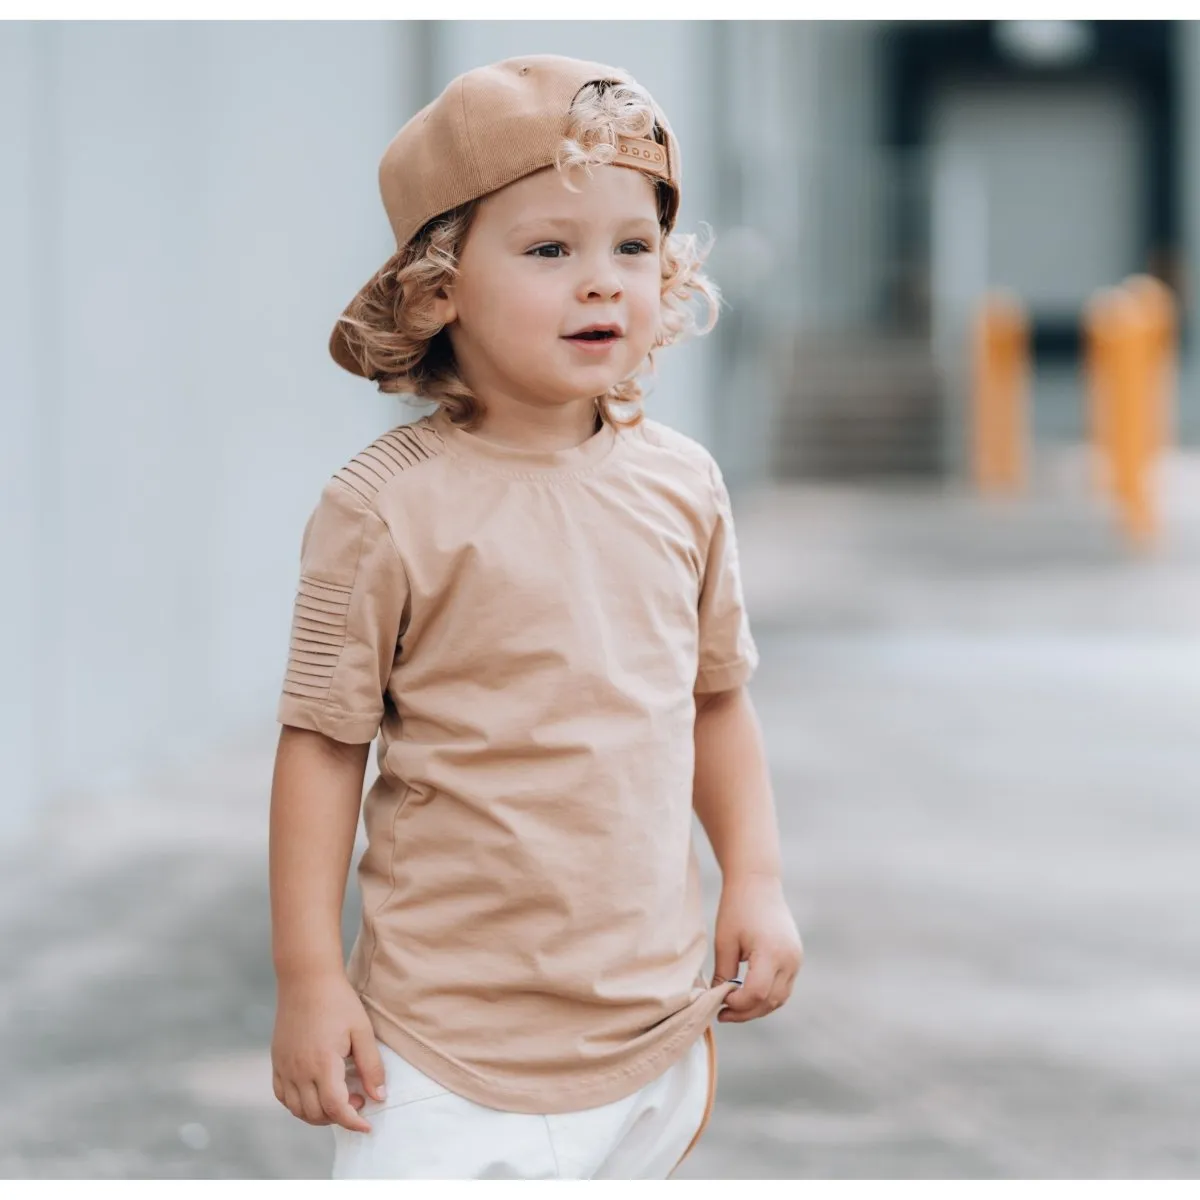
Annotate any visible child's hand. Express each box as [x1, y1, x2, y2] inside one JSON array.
[[271, 971, 387, 1133], [711, 873, 804, 1023]]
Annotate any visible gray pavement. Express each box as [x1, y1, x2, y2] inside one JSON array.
[[2, 446, 1199, 1178]]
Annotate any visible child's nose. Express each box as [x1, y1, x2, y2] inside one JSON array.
[[578, 261, 623, 301]]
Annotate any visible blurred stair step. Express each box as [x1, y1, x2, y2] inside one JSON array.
[[773, 332, 946, 480]]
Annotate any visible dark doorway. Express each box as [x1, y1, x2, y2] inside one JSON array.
[[879, 20, 1179, 362]]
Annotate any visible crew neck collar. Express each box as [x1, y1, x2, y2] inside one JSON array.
[[431, 406, 619, 478]]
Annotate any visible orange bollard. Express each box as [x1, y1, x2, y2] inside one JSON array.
[[1082, 288, 1122, 493], [1108, 288, 1157, 550], [1122, 273, 1178, 459], [971, 291, 1030, 494]]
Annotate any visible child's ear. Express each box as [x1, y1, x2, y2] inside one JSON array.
[[432, 284, 457, 328]]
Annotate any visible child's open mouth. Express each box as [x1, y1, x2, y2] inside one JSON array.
[[564, 326, 622, 351]]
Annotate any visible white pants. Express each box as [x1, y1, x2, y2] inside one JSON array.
[[332, 1027, 716, 1179]]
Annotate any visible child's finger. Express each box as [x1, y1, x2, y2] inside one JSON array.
[[711, 933, 742, 990], [319, 1063, 372, 1134], [282, 1080, 305, 1122], [350, 1023, 388, 1103], [764, 968, 794, 1014], [299, 1079, 331, 1126], [723, 951, 772, 1012], [720, 964, 784, 1022]]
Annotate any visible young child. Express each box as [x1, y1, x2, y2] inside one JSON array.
[[268, 53, 803, 1180]]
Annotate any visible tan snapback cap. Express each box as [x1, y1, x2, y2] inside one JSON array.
[[330, 54, 682, 377]]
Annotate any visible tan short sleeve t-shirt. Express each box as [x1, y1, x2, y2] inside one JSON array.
[[277, 405, 759, 1114]]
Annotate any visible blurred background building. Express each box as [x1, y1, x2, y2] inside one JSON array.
[[2, 20, 1199, 1180], [4, 19, 1199, 840], [2, 19, 1197, 838]]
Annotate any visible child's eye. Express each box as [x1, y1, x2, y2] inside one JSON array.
[[528, 240, 652, 259]]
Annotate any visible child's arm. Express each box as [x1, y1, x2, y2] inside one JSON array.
[[692, 685, 804, 1022], [269, 725, 387, 1133]]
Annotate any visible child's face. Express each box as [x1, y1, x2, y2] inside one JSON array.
[[437, 163, 663, 415]]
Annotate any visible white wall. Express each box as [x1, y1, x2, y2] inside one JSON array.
[[807, 22, 884, 335], [703, 21, 816, 487], [0, 24, 41, 837], [0, 21, 419, 836]]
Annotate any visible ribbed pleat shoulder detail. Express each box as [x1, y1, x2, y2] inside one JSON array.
[[332, 418, 445, 502]]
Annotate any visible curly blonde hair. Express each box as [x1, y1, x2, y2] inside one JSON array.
[[333, 78, 721, 431]]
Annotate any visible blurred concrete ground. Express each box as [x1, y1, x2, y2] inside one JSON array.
[[2, 444, 1199, 1179]]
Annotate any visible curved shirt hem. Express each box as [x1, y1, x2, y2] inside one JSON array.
[[357, 982, 736, 1116]]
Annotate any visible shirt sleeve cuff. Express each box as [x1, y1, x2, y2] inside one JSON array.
[[276, 694, 382, 744], [694, 652, 759, 695]]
